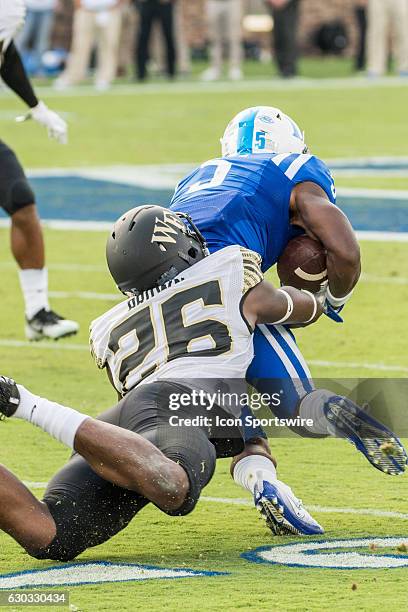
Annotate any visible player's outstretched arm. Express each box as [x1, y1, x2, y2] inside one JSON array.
[[0, 42, 68, 144], [0, 41, 38, 107], [292, 181, 361, 300], [242, 280, 323, 329]]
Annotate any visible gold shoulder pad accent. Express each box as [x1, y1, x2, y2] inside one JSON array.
[[240, 247, 263, 295], [89, 337, 105, 369]]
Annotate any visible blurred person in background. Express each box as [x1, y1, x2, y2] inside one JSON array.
[[354, 0, 367, 71], [0, 0, 79, 340], [55, 0, 123, 90], [266, 0, 300, 78], [147, 0, 190, 77], [117, 0, 138, 76], [201, 0, 243, 81], [366, 0, 408, 77], [15, 0, 57, 76], [135, 0, 176, 81], [174, 0, 190, 75]]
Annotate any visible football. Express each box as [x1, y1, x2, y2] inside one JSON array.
[[277, 235, 327, 292]]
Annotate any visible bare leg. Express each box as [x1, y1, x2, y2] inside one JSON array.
[[0, 417, 189, 552], [0, 465, 56, 553], [74, 419, 189, 512], [11, 205, 45, 269]]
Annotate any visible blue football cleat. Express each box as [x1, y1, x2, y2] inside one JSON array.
[[324, 395, 408, 476], [254, 476, 324, 536]]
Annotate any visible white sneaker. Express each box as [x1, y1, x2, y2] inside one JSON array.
[[25, 308, 79, 341], [95, 80, 111, 92], [201, 67, 221, 82], [53, 77, 72, 91], [228, 67, 243, 81]]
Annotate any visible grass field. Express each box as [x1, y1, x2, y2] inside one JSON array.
[[0, 74, 408, 611]]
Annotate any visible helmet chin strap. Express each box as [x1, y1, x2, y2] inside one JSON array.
[[175, 212, 209, 257]]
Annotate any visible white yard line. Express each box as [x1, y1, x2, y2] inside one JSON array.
[[0, 339, 89, 351], [361, 273, 408, 285], [19, 485, 408, 520], [0, 262, 107, 272], [48, 290, 120, 301], [356, 231, 408, 242], [2, 264, 408, 287], [0, 219, 113, 231], [200, 497, 408, 520], [327, 156, 408, 167], [1, 75, 408, 101], [306, 360, 408, 373]]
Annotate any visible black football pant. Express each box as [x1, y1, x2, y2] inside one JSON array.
[[136, 0, 176, 80], [32, 381, 243, 561], [270, 0, 300, 78]]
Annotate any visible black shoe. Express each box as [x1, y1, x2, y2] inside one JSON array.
[[0, 376, 20, 418], [25, 308, 79, 341]]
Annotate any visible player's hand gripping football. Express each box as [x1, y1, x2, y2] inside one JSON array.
[[16, 101, 68, 145], [317, 281, 354, 323]]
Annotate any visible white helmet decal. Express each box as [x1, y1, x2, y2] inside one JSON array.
[[221, 106, 308, 157], [151, 210, 185, 245]]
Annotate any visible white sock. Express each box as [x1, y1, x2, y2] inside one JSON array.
[[298, 389, 335, 435], [15, 385, 89, 449], [233, 455, 277, 494], [18, 268, 50, 320]]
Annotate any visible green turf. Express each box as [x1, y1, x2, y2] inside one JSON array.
[[1, 79, 408, 170], [0, 234, 407, 611], [0, 77, 407, 610], [335, 177, 408, 191]]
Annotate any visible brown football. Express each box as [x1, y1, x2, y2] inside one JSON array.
[[277, 235, 327, 292]]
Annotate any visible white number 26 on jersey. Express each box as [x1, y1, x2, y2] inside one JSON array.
[[187, 159, 232, 194]]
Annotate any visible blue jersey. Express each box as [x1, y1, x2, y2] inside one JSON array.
[[170, 153, 336, 272]]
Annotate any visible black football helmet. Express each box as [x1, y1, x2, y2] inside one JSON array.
[[106, 205, 208, 295]]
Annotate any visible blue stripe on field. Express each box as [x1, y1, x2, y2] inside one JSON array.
[[338, 196, 408, 232], [0, 175, 407, 232], [0, 176, 172, 222]]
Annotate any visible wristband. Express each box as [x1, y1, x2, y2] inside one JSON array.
[[326, 286, 354, 309], [273, 289, 294, 324], [301, 290, 318, 323]]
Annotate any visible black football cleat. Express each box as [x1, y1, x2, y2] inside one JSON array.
[[25, 308, 79, 341], [0, 376, 20, 419]]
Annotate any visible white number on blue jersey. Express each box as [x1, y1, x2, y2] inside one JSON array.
[[187, 159, 232, 194]]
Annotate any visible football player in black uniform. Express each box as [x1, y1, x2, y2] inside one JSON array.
[[0, 1, 78, 340], [0, 205, 324, 561]]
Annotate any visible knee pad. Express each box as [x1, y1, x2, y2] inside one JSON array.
[[158, 427, 217, 517], [29, 541, 80, 563]]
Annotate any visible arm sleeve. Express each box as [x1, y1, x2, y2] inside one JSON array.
[[0, 41, 38, 108]]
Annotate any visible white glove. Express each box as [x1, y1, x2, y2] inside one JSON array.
[[16, 101, 68, 144], [315, 281, 354, 309]]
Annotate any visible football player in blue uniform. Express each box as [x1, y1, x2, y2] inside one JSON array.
[[170, 106, 407, 535]]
